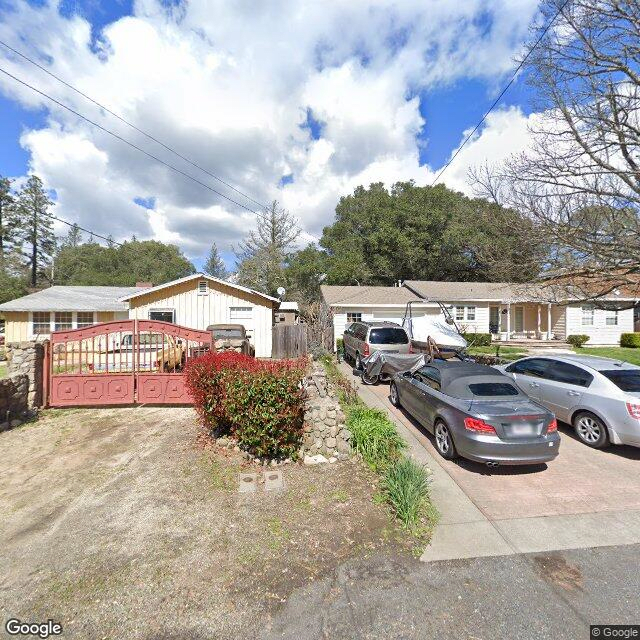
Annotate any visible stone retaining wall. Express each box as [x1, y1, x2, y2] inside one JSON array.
[[302, 361, 351, 460], [0, 374, 30, 431], [6, 341, 45, 409]]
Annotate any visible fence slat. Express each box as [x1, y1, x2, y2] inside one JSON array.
[[272, 325, 307, 358]]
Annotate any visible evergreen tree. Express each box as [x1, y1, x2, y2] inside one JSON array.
[[60, 223, 83, 248], [203, 242, 227, 279], [0, 175, 18, 264], [17, 175, 55, 287]]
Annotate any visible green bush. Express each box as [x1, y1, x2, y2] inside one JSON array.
[[461, 332, 492, 347], [381, 458, 431, 530], [347, 406, 406, 471], [336, 337, 344, 355], [620, 333, 640, 348], [186, 352, 307, 459], [567, 334, 591, 348]]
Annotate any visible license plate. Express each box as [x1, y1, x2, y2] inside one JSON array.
[[511, 423, 535, 436]]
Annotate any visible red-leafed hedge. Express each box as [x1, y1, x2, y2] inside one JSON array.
[[186, 351, 308, 459]]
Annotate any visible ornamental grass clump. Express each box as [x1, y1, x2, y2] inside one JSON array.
[[381, 457, 431, 531], [347, 406, 406, 471], [186, 351, 307, 459]]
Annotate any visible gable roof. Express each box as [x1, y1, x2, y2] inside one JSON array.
[[321, 285, 423, 306], [118, 273, 280, 304], [0, 286, 141, 312], [404, 281, 522, 302]]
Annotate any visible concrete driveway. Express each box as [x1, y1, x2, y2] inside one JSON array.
[[340, 362, 640, 561]]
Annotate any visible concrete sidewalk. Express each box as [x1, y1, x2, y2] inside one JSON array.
[[342, 362, 640, 562]]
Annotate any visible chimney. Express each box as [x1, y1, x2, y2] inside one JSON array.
[[136, 282, 153, 288]]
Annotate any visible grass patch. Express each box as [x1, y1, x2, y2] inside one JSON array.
[[330, 489, 349, 504], [577, 347, 640, 366], [0, 361, 6, 379], [381, 458, 432, 531], [347, 406, 406, 472]]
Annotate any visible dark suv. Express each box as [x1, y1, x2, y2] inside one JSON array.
[[343, 321, 410, 369]]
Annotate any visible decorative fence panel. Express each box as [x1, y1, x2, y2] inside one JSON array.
[[272, 324, 308, 359]]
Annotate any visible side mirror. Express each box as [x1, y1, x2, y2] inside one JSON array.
[[445, 317, 454, 325], [402, 371, 412, 378]]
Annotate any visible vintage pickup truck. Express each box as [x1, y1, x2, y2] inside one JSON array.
[[207, 324, 255, 356]]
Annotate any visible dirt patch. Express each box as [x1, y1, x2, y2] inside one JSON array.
[[0, 407, 410, 639], [533, 554, 584, 592]]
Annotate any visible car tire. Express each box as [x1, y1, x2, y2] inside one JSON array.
[[355, 352, 363, 370], [434, 420, 458, 460], [389, 382, 401, 407], [572, 411, 610, 449]]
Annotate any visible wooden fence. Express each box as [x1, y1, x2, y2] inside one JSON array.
[[272, 325, 308, 359]]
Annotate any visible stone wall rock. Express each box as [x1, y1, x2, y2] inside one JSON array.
[[302, 362, 350, 460], [0, 373, 30, 431], [6, 341, 45, 409]]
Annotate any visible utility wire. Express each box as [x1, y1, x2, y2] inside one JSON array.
[[44, 211, 123, 246], [0, 38, 269, 211], [430, 0, 573, 186], [0, 66, 261, 215]]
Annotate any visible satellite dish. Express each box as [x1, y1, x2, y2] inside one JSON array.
[[277, 287, 286, 297]]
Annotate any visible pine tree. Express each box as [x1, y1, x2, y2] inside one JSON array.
[[0, 175, 18, 264], [203, 242, 227, 279], [60, 223, 83, 248], [17, 175, 55, 287]]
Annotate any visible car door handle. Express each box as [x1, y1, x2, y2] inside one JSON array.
[[567, 390, 581, 396], [529, 382, 540, 388]]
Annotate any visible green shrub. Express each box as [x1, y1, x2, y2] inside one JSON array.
[[347, 406, 406, 471], [186, 352, 307, 459], [620, 333, 640, 348], [381, 458, 431, 530], [461, 332, 492, 347], [567, 334, 590, 348], [336, 337, 344, 355]]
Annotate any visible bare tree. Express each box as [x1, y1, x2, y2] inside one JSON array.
[[236, 200, 301, 295], [470, 0, 640, 303]]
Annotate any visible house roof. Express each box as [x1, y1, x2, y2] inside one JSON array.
[[404, 280, 523, 302], [279, 301, 299, 312], [321, 285, 423, 306], [0, 286, 142, 312], [118, 272, 280, 304]]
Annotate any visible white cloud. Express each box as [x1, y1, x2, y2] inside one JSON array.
[[0, 0, 541, 263]]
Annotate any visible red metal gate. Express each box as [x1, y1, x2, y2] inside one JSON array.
[[46, 320, 213, 407]]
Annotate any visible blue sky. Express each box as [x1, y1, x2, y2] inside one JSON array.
[[0, 0, 540, 267]]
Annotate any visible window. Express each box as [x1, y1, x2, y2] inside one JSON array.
[[468, 383, 519, 397], [197, 280, 208, 295], [32, 312, 50, 335], [149, 309, 175, 323], [55, 312, 73, 331], [581, 305, 594, 326], [466, 306, 476, 321], [230, 306, 252, 320], [455, 306, 475, 321], [546, 361, 593, 387], [347, 312, 362, 324], [76, 312, 94, 328], [455, 306, 464, 321], [368, 328, 409, 345], [605, 310, 618, 326], [602, 370, 640, 392], [414, 366, 441, 391], [506, 358, 551, 379]]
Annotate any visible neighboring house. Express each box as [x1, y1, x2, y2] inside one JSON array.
[[0, 273, 280, 358], [322, 280, 640, 347], [275, 301, 300, 325]]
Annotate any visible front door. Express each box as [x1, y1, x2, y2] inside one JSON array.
[[489, 306, 500, 334], [514, 306, 524, 334]]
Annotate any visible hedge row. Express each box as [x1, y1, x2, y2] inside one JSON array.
[[185, 351, 307, 459], [461, 332, 492, 347], [621, 333, 640, 348]]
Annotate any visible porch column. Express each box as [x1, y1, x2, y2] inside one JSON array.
[[547, 303, 552, 340], [506, 303, 511, 340], [537, 304, 541, 339]]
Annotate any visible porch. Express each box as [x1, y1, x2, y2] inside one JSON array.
[[488, 302, 565, 342]]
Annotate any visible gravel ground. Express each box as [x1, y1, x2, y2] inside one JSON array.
[[0, 407, 409, 639]]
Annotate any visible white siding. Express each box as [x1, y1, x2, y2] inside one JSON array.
[[129, 279, 275, 358], [565, 304, 634, 345], [443, 301, 490, 334]]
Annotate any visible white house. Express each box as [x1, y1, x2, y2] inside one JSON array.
[[0, 273, 280, 358], [322, 280, 639, 346]]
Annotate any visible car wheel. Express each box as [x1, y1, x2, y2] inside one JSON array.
[[389, 382, 401, 406], [355, 352, 363, 370], [573, 411, 610, 449], [434, 420, 458, 460]]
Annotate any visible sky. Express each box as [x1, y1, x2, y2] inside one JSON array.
[[0, 0, 543, 271]]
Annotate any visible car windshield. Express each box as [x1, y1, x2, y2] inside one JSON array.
[[214, 329, 244, 339], [468, 383, 520, 397], [368, 328, 408, 344], [601, 370, 640, 392]]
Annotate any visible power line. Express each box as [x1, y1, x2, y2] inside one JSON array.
[[430, 0, 573, 187], [0, 66, 261, 215], [45, 211, 123, 246], [0, 38, 269, 211]]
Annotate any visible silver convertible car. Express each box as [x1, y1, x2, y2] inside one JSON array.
[[390, 361, 560, 466]]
